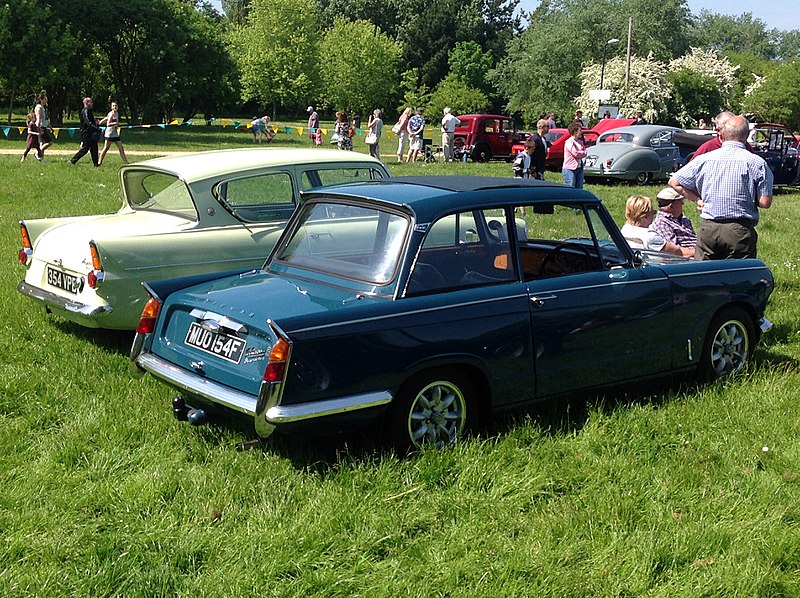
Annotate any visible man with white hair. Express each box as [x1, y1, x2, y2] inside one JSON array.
[[669, 115, 772, 260], [690, 110, 734, 160]]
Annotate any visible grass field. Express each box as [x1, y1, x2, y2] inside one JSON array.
[[2, 133, 800, 596]]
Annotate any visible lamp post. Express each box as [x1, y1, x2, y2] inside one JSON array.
[[599, 38, 620, 92]]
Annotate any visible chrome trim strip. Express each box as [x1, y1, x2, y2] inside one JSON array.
[[264, 391, 393, 424], [135, 352, 258, 416], [18, 281, 112, 316], [667, 266, 770, 278]]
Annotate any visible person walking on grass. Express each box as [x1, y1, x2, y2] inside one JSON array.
[[70, 97, 101, 166], [21, 112, 43, 162], [98, 101, 129, 166]]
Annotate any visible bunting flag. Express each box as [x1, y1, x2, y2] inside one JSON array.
[[0, 117, 435, 142]]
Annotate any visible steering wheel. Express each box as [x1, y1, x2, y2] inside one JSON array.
[[538, 241, 593, 276]]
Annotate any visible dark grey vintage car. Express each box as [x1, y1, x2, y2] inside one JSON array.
[[131, 177, 774, 450]]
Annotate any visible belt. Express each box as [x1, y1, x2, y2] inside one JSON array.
[[709, 218, 757, 227]]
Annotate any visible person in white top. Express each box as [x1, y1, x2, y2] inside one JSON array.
[[98, 101, 129, 166], [440, 107, 461, 162], [620, 195, 683, 255]]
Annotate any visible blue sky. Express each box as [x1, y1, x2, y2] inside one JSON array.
[[207, 1, 798, 32]]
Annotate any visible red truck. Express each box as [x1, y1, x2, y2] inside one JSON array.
[[452, 114, 530, 162]]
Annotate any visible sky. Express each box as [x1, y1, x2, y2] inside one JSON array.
[[208, 1, 799, 32]]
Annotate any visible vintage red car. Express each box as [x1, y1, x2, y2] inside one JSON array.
[[452, 114, 530, 162], [511, 118, 635, 171]]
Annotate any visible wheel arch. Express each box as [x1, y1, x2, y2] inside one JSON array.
[[396, 358, 493, 416]]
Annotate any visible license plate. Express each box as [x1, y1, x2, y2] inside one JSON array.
[[184, 322, 246, 364], [585, 156, 597, 167], [47, 266, 84, 294]]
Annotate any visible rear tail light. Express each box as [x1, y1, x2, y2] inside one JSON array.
[[606, 158, 613, 168], [263, 336, 291, 382], [136, 295, 162, 334], [19, 223, 32, 266], [87, 242, 105, 289]]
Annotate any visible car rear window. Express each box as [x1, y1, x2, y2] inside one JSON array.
[[273, 202, 409, 285], [215, 171, 295, 222], [123, 170, 198, 220], [300, 167, 386, 190]]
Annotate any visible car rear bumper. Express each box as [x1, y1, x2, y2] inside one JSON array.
[[135, 352, 393, 438], [18, 280, 112, 318]]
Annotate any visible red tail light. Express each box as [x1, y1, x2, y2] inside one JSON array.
[[136, 296, 162, 334], [87, 242, 104, 289], [263, 336, 291, 382], [19, 223, 32, 265]]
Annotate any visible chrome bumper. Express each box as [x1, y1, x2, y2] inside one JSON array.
[[18, 281, 112, 317], [135, 352, 393, 438]]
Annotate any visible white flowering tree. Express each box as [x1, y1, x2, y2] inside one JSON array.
[[575, 54, 671, 124], [669, 47, 739, 100], [665, 47, 740, 126]]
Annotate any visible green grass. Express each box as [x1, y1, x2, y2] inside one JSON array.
[[2, 135, 800, 596]]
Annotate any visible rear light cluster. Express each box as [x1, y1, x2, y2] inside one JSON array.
[[263, 336, 291, 383], [136, 295, 162, 334], [605, 158, 614, 169], [18, 223, 32, 266], [87, 242, 105, 289]]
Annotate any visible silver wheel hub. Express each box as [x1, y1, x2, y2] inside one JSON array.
[[408, 381, 466, 448], [711, 320, 748, 377]]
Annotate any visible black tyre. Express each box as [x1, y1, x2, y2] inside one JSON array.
[[700, 308, 756, 380], [388, 370, 476, 451], [472, 144, 493, 162], [635, 171, 652, 185]]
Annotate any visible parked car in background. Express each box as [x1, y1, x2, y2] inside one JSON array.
[[452, 114, 529, 162], [584, 125, 682, 184], [131, 176, 773, 451], [18, 148, 389, 330], [510, 119, 635, 171], [673, 123, 800, 186]]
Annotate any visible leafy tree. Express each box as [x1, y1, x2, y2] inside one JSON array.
[[574, 54, 671, 124], [724, 50, 775, 111], [449, 41, 494, 97], [665, 70, 724, 127], [221, 0, 251, 25], [426, 73, 490, 118], [395, 68, 431, 116], [491, 0, 692, 125], [689, 10, 776, 59], [775, 30, 800, 61], [229, 0, 320, 116], [320, 19, 403, 116], [744, 59, 800, 130], [0, 0, 81, 124]]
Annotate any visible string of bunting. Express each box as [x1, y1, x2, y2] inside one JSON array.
[[1, 118, 436, 141]]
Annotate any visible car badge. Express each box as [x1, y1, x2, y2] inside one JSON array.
[[200, 319, 221, 333]]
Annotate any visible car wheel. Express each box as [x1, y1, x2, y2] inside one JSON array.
[[635, 171, 652, 185], [388, 370, 475, 451], [472, 144, 492, 162], [700, 308, 756, 380]]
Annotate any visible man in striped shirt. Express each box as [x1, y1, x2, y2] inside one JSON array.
[[668, 115, 773, 260]]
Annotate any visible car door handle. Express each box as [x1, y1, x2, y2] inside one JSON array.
[[530, 294, 557, 307], [608, 270, 628, 281]]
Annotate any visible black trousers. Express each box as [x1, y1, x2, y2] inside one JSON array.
[[71, 135, 99, 166]]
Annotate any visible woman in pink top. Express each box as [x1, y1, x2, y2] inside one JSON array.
[[562, 120, 587, 188]]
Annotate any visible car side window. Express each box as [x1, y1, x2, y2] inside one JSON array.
[[407, 209, 516, 296], [301, 167, 385, 190], [216, 172, 295, 222], [517, 203, 625, 281]]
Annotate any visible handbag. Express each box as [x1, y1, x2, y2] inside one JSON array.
[[391, 123, 401, 134], [365, 132, 378, 145]]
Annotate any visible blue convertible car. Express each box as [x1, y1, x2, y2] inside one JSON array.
[[131, 177, 774, 450]]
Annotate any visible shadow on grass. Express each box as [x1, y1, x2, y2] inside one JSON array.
[[52, 319, 135, 354]]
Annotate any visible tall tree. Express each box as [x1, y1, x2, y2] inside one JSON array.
[[491, 0, 692, 124], [320, 19, 403, 115], [229, 0, 320, 116], [688, 11, 777, 60]]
